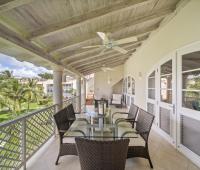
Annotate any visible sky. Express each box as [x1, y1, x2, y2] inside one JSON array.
[[0, 53, 52, 78]]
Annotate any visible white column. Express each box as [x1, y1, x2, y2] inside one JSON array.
[[82, 78, 86, 110], [76, 76, 81, 112], [53, 67, 63, 111]]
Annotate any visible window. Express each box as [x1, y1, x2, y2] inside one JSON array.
[[160, 60, 172, 103], [182, 51, 200, 111], [132, 77, 135, 95], [148, 71, 155, 99]]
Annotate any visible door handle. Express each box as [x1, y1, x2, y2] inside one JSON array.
[[169, 104, 175, 114]]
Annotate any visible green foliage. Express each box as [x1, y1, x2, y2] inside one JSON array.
[[0, 70, 13, 80], [22, 78, 44, 111], [0, 78, 25, 114], [189, 77, 200, 90], [38, 99, 49, 105], [0, 71, 49, 121], [38, 73, 53, 80]]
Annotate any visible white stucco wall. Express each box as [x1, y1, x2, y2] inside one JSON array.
[[124, 0, 200, 108], [94, 65, 124, 99]]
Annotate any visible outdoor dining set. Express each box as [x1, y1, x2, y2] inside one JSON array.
[[53, 101, 154, 170]]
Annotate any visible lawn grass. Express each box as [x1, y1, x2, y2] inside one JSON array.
[[0, 101, 52, 123], [0, 110, 12, 122]]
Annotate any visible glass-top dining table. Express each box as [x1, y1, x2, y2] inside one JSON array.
[[63, 109, 138, 140]]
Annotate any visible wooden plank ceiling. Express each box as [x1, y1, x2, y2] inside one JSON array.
[[0, 0, 180, 75]]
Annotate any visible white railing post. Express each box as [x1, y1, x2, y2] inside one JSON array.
[[22, 119, 26, 170], [82, 78, 86, 112], [53, 105, 57, 136]]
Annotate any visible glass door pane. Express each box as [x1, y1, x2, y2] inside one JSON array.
[[160, 60, 172, 104], [182, 52, 200, 111], [148, 71, 156, 100]]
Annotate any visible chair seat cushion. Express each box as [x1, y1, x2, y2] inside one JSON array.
[[112, 94, 122, 105], [117, 126, 145, 147], [63, 132, 82, 143], [117, 121, 132, 127], [112, 113, 127, 124], [65, 120, 88, 140], [75, 113, 88, 119], [112, 100, 121, 105], [71, 119, 88, 127], [113, 94, 122, 100], [129, 135, 145, 147]]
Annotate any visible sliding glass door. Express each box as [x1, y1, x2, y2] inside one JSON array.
[[147, 70, 157, 125], [146, 53, 177, 145], [158, 54, 177, 145], [177, 42, 200, 166]]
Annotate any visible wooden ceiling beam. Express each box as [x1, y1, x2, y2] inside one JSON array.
[[68, 42, 142, 66], [29, 0, 148, 40], [82, 61, 124, 75], [0, 23, 82, 76], [75, 54, 131, 70], [79, 62, 125, 74], [47, 7, 173, 53], [59, 29, 151, 62], [78, 57, 128, 71], [0, 0, 34, 13], [73, 48, 137, 69], [80, 61, 125, 74]]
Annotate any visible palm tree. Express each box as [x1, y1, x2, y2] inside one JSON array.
[[0, 70, 13, 79], [0, 79, 25, 114], [23, 79, 42, 111]]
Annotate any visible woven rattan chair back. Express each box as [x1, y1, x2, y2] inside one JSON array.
[[136, 109, 154, 141], [66, 103, 76, 119], [127, 104, 139, 119], [75, 138, 129, 170], [53, 107, 70, 134]]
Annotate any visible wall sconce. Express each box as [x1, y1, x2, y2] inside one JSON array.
[[107, 76, 112, 84]]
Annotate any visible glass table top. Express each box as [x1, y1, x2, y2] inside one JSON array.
[[64, 119, 138, 140]]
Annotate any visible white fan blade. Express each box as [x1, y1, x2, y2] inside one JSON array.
[[97, 32, 109, 43], [115, 36, 137, 45], [101, 67, 107, 72], [98, 48, 106, 55], [112, 46, 128, 54], [82, 45, 102, 49]]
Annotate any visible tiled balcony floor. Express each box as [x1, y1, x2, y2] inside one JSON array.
[[27, 107, 200, 170]]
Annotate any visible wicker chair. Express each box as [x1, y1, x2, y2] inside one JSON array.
[[75, 138, 129, 170], [53, 107, 78, 165], [112, 104, 139, 127], [67, 103, 88, 125], [121, 109, 155, 168]]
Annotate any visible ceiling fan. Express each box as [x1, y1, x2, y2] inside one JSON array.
[[82, 32, 137, 55]]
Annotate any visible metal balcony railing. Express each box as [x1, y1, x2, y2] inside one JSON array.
[[0, 96, 79, 170]]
